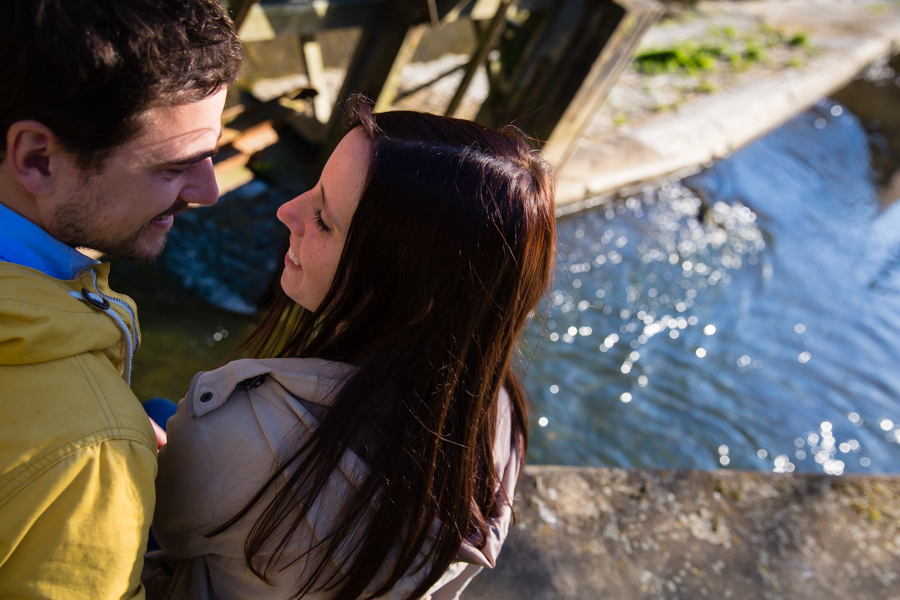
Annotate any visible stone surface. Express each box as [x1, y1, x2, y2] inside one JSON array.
[[465, 466, 900, 599], [557, 0, 900, 206]]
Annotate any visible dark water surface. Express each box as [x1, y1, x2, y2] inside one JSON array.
[[119, 64, 900, 475]]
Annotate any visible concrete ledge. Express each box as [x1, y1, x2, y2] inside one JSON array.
[[557, 0, 900, 206], [466, 466, 900, 599]]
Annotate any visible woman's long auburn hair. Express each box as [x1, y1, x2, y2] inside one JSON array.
[[214, 98, 556, 600]]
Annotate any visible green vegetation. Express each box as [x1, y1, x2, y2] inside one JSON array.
[[632, 23, 811, 76]]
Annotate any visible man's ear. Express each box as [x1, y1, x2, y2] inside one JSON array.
[[5, 120, 64, 196]]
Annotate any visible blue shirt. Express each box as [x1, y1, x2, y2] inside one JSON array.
[[0, 202, 97, 280]]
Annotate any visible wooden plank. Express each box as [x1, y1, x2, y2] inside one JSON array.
[[543, 0, 663, 165], [228, 0, 261, 31], [446, 0, 516, 117], [239, 0, 380, 41], [317, 0, 428, 161], [374, 24, 428, 112], [238, 0, 553, 41], [476, 0, 660, 162], [300, 36, 333, 122]]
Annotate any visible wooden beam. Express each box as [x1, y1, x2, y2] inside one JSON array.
[[300, 36, 333, 123], [228, 0, 261, 32], [475, 0, 661, 166], [316, 0, 429, 163], [238, 0, 552, 41], [374, 24, 428, 112], [543, 0, 663, 165], [445, 0, 515, 117]]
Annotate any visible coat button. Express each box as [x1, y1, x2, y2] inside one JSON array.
[[82, 289, 110, 310], [200, 392, 213, 403]]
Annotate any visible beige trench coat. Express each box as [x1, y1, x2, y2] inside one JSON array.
[[146, 358, 520, 600]]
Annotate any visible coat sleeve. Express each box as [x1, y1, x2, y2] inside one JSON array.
[[152, 390, 270, 560], [0, 439, 157, 600], [151, 398, 216, 559]]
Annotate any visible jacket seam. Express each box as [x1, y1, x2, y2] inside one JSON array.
[[191, 406, 216, 527], [0, 431, 156, 510], [73, 353, 123, 432], [0, 297, 103, 315]]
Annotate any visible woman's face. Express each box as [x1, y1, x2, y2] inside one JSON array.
[[277, 127, 371, 311]]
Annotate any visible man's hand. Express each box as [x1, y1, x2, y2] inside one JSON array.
[[150, 417, 167, 450]]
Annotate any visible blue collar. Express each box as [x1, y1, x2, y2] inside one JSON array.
[[0, 202, 98, 280]]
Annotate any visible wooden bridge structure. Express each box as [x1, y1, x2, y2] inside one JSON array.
[[219, 0, 662, 187]]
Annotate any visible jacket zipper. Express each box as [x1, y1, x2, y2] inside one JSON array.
[[90, 268, 139, 352]]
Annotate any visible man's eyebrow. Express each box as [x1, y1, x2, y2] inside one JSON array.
[[165, 147, 219, 167]]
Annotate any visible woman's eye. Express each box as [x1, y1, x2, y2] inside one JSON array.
[[313, 208, 330, 233]]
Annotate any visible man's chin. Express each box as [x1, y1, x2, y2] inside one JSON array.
[[92, 229, 170, 264]]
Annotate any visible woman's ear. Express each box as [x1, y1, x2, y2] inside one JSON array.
[[6, 120, 64, 196]]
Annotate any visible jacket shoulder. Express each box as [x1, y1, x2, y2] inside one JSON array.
[[0, 437, 155, 600], [0, 356, 156, 506]]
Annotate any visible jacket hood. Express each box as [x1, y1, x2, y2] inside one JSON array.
[[185, 357, 519, 571], [0, 262, 136, 367]]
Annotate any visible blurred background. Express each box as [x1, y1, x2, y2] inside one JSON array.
[[114, 0, 900, 477]]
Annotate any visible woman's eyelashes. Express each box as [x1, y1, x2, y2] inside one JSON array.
[[313, 207, 330, 233]]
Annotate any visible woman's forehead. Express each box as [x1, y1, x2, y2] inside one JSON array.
[[321, 128, 371, 231]]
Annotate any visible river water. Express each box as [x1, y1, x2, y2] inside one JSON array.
[[120, 61, 900, 475], [524, 85, 900, 475]]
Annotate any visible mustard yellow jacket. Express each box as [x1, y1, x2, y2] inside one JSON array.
[[0, 262, 157, 599]]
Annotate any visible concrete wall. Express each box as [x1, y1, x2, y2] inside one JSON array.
[[465, 466, 900, 599]]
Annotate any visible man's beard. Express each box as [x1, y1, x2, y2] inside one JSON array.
[[53, 196, 189, 264]]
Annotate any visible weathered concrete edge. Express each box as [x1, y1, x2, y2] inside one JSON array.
[[555, 20, 900, 207], [464, 465, 900, 599]]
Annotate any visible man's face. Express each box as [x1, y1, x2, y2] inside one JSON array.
[[50, 89, 227, 262]]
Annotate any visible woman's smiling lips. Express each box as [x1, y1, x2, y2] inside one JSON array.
[[285, 247, 302, 270]]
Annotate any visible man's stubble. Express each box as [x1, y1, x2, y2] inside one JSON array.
[[52, 186, 189, 264]]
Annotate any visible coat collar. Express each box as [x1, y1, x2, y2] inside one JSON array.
[[185, 357, 355, 417]]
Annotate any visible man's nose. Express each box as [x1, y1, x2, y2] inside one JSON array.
[[180, 158, 218, 207]]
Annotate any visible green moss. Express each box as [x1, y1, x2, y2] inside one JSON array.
[[788, 32, 810, 47], [696, 79, 717, 94], [633, 23, 812, 76]]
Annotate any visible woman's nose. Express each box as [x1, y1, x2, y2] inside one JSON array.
[[277, 194, 305, 235]]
